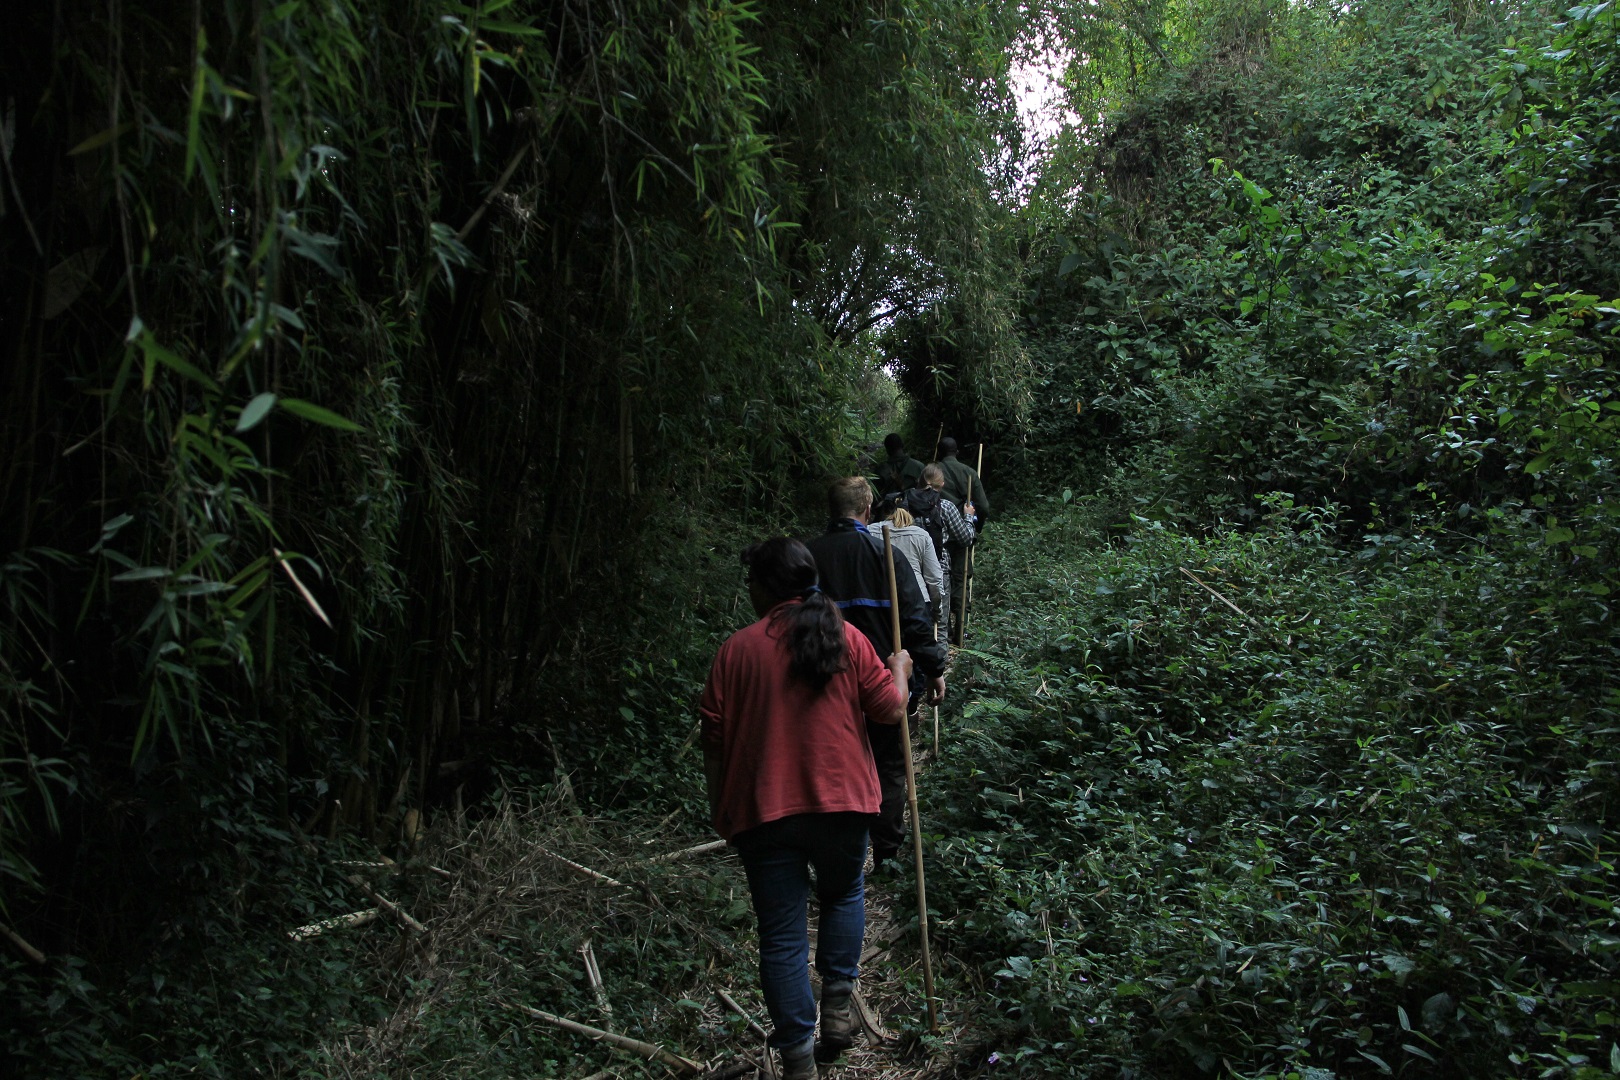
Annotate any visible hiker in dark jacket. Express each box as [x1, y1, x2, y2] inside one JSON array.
[[875, 433, 925, 497], [936, 436, 990, 527], [806, 477, 946, 869], [916, 463, 975, 649]]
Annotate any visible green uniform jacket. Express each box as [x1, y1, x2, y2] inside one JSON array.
[[938, 457, 990, 520], [876, 453, 925, 496]]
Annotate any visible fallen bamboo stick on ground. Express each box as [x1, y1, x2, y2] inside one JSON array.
[[537, 847, 625, 888], [504, 1002, 701, 1074], [337, 858, 455, 881], [852, 989, 895, 1046], [579, 940, 612, 1026], [345, 874, 427, 934], [287, 908, 380, 942], [648, 839, 727, 863], [715, 988, 768, 1040]]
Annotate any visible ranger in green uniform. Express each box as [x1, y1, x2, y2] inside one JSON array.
[[875, 433, 925, 497], [936, 437, 989, 524]]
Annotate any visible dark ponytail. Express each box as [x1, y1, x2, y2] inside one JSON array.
[[741, 538, 848, 690]]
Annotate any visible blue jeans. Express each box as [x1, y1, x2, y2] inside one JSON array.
[[733, 812, 870, 1049]]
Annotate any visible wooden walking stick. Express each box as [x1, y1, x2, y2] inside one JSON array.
[[958, 443, 986, 643], [882, 528, 939, 1032]]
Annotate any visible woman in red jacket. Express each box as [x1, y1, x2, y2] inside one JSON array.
[[700, 538, 911, 1079]]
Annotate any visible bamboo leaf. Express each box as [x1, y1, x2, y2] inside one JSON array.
[[235, 392, 277, 433], [184, 27, 209, 182], [67, 123, 134, 156], [278, 398, 363, 432]]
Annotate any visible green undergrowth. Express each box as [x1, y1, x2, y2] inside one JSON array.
[[2, 790, 763, 1078], [922, 498, 1619, 1079]]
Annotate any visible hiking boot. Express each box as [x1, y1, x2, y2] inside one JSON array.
[[815, 979, 856, 1063], [780, 1035, 816, 1080]]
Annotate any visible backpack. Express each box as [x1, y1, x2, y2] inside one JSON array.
[[902, 487, 947, 562]]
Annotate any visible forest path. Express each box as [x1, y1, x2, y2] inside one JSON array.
[[788, 702, 978, 1080]]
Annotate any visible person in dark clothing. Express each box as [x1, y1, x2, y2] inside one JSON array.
[[806, 477, 946, 869], [935, 439, 989, 644], [936, 436, 990, 526], [875, 433, 925, 497], [917, 463, 975, 647]]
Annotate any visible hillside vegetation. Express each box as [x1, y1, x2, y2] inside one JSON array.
[[2, 0, 1617, 1077], [926, 0, 1619, 1075]]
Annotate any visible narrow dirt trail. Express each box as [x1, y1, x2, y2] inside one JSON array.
[[706, 702, 979, 1080]]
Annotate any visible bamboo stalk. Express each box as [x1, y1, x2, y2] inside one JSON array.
[[504, 1002, 702, 1074], [648, 839, 726, 863], [0, 919, 46, 964], [1177, 566, 1302, 654], [715, 988, 768, 1040], [1177, 565, 1260, 627], [287, 908, 380, 942], [337, 858, 453, 881], [960, 442, 985, 643], [882, 528, 939, 1032], [579, 940, 613, 1025], [956, 542, 970, 647], [538, 847, 625, 888], [345, 874, 427, 934], [853, 988, 895, 1046], [674, 718, 702, 761]]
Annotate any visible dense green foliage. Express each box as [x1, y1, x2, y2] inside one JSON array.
[[903, 0, 1620, 1075], [927, 503, 1618, 1077], [6, 0, 1620, 1074], [0, 0, 1026, 1073]]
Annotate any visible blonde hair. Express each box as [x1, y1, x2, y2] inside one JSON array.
[[828, 476, 873, 519], [889, 506, 914, 528]]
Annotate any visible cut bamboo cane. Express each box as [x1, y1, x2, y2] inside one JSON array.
[[505, 1002, 701, 1074], [648, 839, 726, 863], [287, 908, 380, 942], [933, 704, 940, 758], [882, 529, 940, 1033], [537, 847, 625, 888], [338, 858, 453, 881], [0, 920, 46, 964], [345, 874, 427, 934], [675, 719, 702, 761], [959, 442, 985, 643], [715, 988, 768, 1040], [1177, 566, 1306, 655], [956, 543, 971, 647], [579, 940, 613, 1026], [853, 988, 896, 1046]]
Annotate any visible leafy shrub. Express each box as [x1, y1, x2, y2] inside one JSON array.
[[921, 499, 1618, 1078]]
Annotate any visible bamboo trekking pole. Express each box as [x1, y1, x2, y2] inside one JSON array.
[[958, 443, 986, 643], [882, 528, 939, 1032], [959, 446, 984, 637]]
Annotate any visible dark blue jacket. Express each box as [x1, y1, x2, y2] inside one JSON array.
[[806, 519, 946, 679]]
